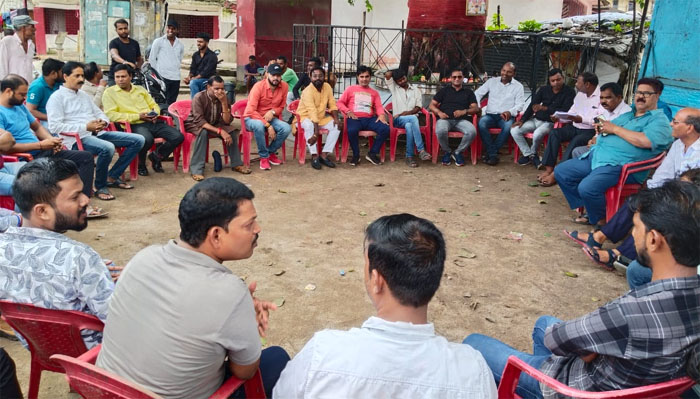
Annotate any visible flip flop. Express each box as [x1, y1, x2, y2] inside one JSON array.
[[232, 165, 252, 175], [573, 215, 589, 225], [563, 229, 602, 248], [582, 246, 615, 271], [191, 174, 205, 181], [87, 206, 109, 219], [95, 187, 115, 201], [106, 178, 133, 189]]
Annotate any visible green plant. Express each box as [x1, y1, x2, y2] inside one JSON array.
[[487, 12, 509, 31], [517, 19, 542, 32], [553, 28, 561, 34], [644, 21, 650, 28], [612, 23, 623, 33], [347, 0, 373, 12]]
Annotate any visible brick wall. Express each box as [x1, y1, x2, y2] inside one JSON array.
[[406, 0, 486, 31], [169, 14, 216, 39]]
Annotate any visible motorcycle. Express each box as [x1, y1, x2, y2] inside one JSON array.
[[132, 62, 168, 113]]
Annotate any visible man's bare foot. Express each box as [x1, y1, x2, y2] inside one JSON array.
[[540, 174, 557, 186]]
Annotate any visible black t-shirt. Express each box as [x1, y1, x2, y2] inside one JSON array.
[[109, 37, 141, 77], [433, 85, 478, 119]]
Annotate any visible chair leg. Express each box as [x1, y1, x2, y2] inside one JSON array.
[[27, 357, 42, 399], [182, 135, 193, 173], [341, 130, 349, 163], [389, 130, 397, 162], [172, 145, 181, 172]]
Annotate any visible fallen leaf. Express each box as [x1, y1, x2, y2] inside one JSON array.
[[278, 189, 288, 194], [564, 271, 579, 278], [347, 269, 355, 273], [96, 232, 106, 238], [260, 337, 267, 346], [591, 297, 600, 302], [267, 261, 274, 267], [325, 240, 333, 245], [463, 292, 472, 298], [359, 211, 367, 216], [458, 248, 477, 259], [274, 270, 286, 276], [304, 283, 316, 291], [459, 233, 468, 238], [437, 208, 447, 212], [470, 301, 479, 310], [538, 199, 547, 204], [528, 181, 539, 187], [374, 182, 385, 187], [453, 259, 466, 267], [470, 212, 480, 216], [378, 202, 386, 207], [499, 178, 506, 181], [274, 297, 285, 307], [240, 275, 247, 281], [539, 191, 551, 197], [485, 317, 496, 323], [543, 232, 552, 237], [471, 187, 480, 192]]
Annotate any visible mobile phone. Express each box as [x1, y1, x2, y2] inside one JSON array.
[[147, 111, 158, 117]]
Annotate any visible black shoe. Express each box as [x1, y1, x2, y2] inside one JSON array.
[[349, 155, 360, 166], [138, 166, 149, 176], [319, 156, 336, 168], [486, 156, 499, 166], [533, 155, 542, 169], [365, 153, 381, 165], [517, 155, 533, 166], [149, 152, 164, 173], [311, 157, 322, 170], [212, 150, 223, 172]]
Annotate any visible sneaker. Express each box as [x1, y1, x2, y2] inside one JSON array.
[[349, 155, 360, 166], [418, 149, 432, 161], [517, 155, 533, 166], [260, 157, 271, 170], [486, 156, 499, 166], [405, 157, 418, 167], [453, 152, 465, 167], [441, 152, 452, 166], [365, 153, 381, 165], [319, 156, 336, 168], [532, 155, 542, 169], [311, 157, 321, 170], [268, 153, 282, 165]]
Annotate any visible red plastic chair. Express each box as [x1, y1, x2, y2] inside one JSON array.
[[385, 102, 432, 162], [287, 99, 339, 165], [512, 121, 564, 163], [0, 154, 32, 210], [59, 130, 139, 181], [430, 112, 480, 165], [497, 355, 695, 399], [340, 110, 386, 163], [604, 151, 666, 221], [473, 99, 517, 161], [0, 301, 105, 399], [169, 100, 232, 171], [114, 115, 182, 178], [51, 346, 266, 399]]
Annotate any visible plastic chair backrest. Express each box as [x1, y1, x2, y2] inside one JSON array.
[[168, 100, 193, 133], [231, 99, 248, 119], [51, 354, 160, 399], [288, 99, 300, 114], [498, 355, 695, 399], [0, 301, 104, 373]]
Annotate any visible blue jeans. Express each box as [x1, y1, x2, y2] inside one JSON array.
[[74, 132, 145, 190], [464, 315, 562, 399], [393, 115, 425, 156], [244, 118, 291, 159], [229, 346, 290, 398], [345, 116, 390, 157], [189, 78, 208, 99], [553, 156, 624, 225], [627, 260, 652, 290], [0, 162, 24, 196], [478, 113, 514, 159]]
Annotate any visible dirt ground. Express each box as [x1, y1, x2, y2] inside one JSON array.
[[1, 128, 629, 398]]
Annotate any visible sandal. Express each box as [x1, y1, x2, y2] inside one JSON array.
[[582, 246, 616, 271], [95, 187, 115, 201], [573, 214, 589, 225], [106, 178, 133, 190], [563, 229, 602, 248], [232, 165, 252, 175], [87, 205, 109, 219], [191, 174, 205, 181]]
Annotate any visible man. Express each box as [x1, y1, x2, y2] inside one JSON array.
[[185, 75, 250, 180], [0, 15, 36, 83], [97, 177, 290, 399], [103, 64, 184, 176], [538, 72, 600, 186], [47, 61, 144, 201], [511, 68, 575, 167], [26, 58, 64, 127], [465, 180, 700, 399], [81, 62, 107, 109], [0, 129, 24, 198], [244, 55, 262, 93], [0, 349, 21, 398], [292, 57, 321, 100], [553, 77, 673, 226], [149, 20, 184, 106], [0, 158, 121, 348], [274, 213, 497, 398], [108, 19, 142, 84], [276, 55, 298, 105], [0, 74, 100, 215], [184, 32, 217, 99], [297, 66, 340, 170], [337, 65, 390, 166], [384, 69, 430, 167], [428, 67, 480, 167], [243, 63, 290, 171], [474, 62, 526, 165], [570, 82, 631, 160]]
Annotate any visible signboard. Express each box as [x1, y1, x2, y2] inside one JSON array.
[[466, 0, 487, 15]]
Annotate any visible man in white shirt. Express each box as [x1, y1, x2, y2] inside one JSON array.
[[538, 72, 600, 186], [385, 69, 431, 167], [0, 15, 36, 83], [273, 213, 498, 399], [149, 20, 184, 106], [47, 62, 144, 201], [474, 62, 525, 165], [81, 62, 107, 109]]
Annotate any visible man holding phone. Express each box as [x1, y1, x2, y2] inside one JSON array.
[[48, 61, 145, 201], [103, 64, 183, 176]]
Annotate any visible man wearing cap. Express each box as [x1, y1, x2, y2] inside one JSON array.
[[243, 64, 290, 171], [0, 15, 37, 83], [149, 20, 184, 106]]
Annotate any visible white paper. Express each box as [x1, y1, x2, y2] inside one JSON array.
[[553, 111, 578, 122]]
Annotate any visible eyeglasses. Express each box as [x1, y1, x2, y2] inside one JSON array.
[[635, 91, 657, 97], [671, 118, 688, 125]]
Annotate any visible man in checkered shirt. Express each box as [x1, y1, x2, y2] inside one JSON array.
[[464, 179, 700, 398]]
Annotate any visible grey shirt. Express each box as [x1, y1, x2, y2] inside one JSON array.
[[96, 240, 261, 399]]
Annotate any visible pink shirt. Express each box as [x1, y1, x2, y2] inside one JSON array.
[[337, 85, 384, 118]]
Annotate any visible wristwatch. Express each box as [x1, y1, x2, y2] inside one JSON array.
[[271, 110, 276, 116]]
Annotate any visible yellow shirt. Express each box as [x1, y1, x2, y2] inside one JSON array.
[[298, 83, 337, 125], [102, 84, 160, 124]]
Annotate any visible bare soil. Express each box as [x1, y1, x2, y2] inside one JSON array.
[[1, 126, 628, 398]]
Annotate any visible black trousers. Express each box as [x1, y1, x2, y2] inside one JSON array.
[[0, 348, 22, 399], [541, 124, 595, 167], [131, 120, 185, 166], [163, 78, 181, 106], [37, 149, 95, 197]]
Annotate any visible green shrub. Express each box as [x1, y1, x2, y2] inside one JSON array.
[[518, 19, 542, 32]]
